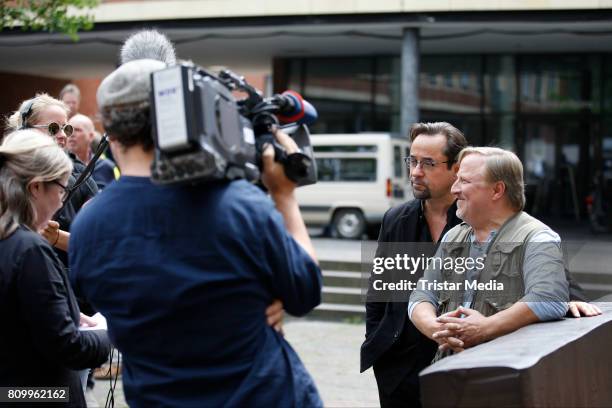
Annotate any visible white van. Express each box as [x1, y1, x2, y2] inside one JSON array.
[[296, 133, 412, 239]]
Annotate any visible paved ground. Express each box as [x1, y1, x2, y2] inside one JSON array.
[[284, 320, 378, 407], [90, 320, 378, 408]]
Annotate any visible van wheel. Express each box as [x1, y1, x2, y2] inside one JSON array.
[[332, 209, 366, 239]]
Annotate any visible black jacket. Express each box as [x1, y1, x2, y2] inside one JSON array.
[[0, 227, 110, 407], [360, 200, 459, 394], [54, 154, 99, 263], [55, 154, 99, 315]]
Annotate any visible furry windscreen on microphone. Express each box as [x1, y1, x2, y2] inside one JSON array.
[[120, 29, 177, 66]]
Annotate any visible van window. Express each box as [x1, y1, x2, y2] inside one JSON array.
[[316, 158, 377, 182], [314, 145, 378, 153], [393, 146, 402, 178]]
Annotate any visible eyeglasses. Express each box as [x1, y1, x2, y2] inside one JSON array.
[[50, 180, 70, 199], [404, 157, 451, 171], [32, 122, 74, 138]]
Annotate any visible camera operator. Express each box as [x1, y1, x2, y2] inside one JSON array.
[[69, 59, 323, 407]]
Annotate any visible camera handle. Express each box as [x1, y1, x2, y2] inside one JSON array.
[[255, 132, 312, 184]]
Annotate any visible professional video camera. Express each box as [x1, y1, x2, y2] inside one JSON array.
[[149, 62, 318, 187]]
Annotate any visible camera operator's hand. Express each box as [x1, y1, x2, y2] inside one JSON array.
[[262, 127, 318, 264], [261, 128, 299, 197], [79, 312, 98, 328], [266, 299, 284, 335]]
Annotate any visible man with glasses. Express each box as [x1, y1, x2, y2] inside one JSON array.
[[361, 122, 467, 408]]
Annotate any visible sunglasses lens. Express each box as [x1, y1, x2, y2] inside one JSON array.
[[48, 122, 60, 136], [64, 124, 74, 137]]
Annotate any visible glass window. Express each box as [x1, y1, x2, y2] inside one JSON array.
[[314, 145, 377, 153], [287, 59, 303, 93], [316, 158, 377, 182], [483, 55, 516, 113], [602, 55, 612, 114], [303, 98, 370, 134], [393, 146, 402, 178], [420, 56, 482, 115], [484, 114, 515, 150], [460, 73, 471, 90], [428, 73, 438, 87], [419, 112, 483, 147], [444, 73, 454, 88], [520, 119, 591, 218], [303, 58, 374, 133], [601, 117, 612, 187], [519, 55, 600, 114], [374, 57, 400, 133]]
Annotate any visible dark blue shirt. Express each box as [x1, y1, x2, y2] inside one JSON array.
[[91, 156, 116, 190], [70, 177, 322, 407]]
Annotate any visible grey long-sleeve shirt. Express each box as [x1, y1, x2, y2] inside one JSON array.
[[408, 228, 569, 321]]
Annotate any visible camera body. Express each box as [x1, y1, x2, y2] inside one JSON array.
[[149, 63, 317, 187]]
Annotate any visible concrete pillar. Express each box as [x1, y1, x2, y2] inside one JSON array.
[[400, 28, 419, 140]]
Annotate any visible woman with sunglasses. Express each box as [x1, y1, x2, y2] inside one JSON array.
[[0, 130, 110, 407], [6, 94, 99, 262], [6, 93, 74, 147]]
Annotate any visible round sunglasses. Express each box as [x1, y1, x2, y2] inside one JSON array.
[[32, 122, 74, 137]]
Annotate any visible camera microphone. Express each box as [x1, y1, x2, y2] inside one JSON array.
[[120, 30, 177, 65], [274, 91, 318, 126]]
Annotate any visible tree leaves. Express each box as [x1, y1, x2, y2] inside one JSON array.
[[0, 0, 98, 41]]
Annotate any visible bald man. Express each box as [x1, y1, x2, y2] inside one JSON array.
[[68, 114, 116, 190]]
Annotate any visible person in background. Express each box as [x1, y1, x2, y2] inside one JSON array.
[[5, 94, 98, 259], [0, 130, 110, 407], [59, 83, 81, 119], [91, 130, 120, 176], [68, 114, 117, 190]]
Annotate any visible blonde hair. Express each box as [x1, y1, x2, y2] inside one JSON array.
[[5, 93, 69, 132], [0, 130, 72, 238], [457, 146, 525, 211]]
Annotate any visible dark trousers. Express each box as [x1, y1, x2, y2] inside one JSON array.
[[373, 364, 422, 408], [371, 330, 436, 408]]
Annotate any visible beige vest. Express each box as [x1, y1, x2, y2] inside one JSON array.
[[432, 211, 548, 362]]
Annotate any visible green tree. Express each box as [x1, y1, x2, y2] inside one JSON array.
[[0, 0, 99, 40]]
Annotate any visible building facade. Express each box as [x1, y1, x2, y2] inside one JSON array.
[[274, 53, 612, 220]]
